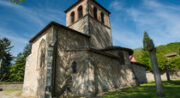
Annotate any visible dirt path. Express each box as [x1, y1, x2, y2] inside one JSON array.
[[0, 89, 23, 98]]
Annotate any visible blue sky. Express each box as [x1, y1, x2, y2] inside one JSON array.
[[0, 0, 180, 56]]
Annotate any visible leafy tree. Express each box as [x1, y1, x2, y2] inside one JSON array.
[[9, 53, 25, 82], [9, 44, 31, 82], [0, 38, 13, 81], [134, 42, 180, 72], [23, 44, 32, 58]]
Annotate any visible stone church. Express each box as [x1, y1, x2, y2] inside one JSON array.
[[23, 0, 147, 97]]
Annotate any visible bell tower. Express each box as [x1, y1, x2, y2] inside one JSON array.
[[65, 0, 112, 48]]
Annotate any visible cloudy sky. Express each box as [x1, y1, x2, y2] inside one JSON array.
[[0, 0, 180, 56]]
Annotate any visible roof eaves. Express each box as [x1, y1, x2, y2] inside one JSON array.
[[29, 21, 90, 43], [99, 46, 133, 55], [89, 48, 120, 60]]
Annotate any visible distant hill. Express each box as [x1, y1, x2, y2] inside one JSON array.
[[133, 42, 180, 71]]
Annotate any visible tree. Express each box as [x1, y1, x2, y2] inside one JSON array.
[[23, 43, 32, 58], [143, 32, 165, 97], [10, 0, 24, 4], [0, 38, 13, 81], [9, 44, 31, 82], [9, 54, 25, 82], [135, 42, 180, 71]]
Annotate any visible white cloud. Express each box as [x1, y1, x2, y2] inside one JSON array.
[[110, 0, 180, 48], [110, 0, 123, 11], [129, 0, 180, 45], [0, 0, 65, 27], [0, 0, 65, 56], [0, 28, 28, 56]]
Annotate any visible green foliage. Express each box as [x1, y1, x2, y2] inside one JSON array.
[[10, 0, 24, 4], [103, 79, 180, 98], [9, 44, 31, 82], [143, 32, 155, 51], [169, 56, 180, 70], [0, 38, 13, 81], [0, 37, 31, 82], [9, 55, 25, 82], [134, 42, 180, 71]]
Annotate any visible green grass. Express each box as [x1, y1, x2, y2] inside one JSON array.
[[103, 79, 180, 98], [3, 89, 22, 93]]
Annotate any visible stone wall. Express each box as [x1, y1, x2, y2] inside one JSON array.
[[54, 27, 90, 97], [0, 82, 23, 90], [89, 16, 112, 48], [69, 15, 89, 34], [55, 50, 91, 97], [69, 14, 112, 49], [88, 0, 110, 27], [57, 26, 90, 50], [131, 63, 147, 84], [23, 26, 54, 97], [89, 51, 136, 95], [146, 70, 180, 81], [54, 50, 136, 97]]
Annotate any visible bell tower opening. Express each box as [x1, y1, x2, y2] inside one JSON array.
[[65, 0, 112, 48], [78, 6, 83, 19], [93, 7, 97, 20], [71, 12, 75, 24]]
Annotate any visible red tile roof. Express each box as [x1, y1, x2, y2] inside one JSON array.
[[129, 55, 137, 62], [165, 53, 177, 57]]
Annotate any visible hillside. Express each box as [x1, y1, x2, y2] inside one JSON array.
[[134, 42, 180, 71]]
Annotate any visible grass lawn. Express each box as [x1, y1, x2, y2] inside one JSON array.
[[103, 79, 180, 98]]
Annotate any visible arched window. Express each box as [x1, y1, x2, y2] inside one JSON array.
[[93, 7, 97, 19], [78, 6, 83, 19], [37, 39, 46, 70], [71, 12, 75, 24], [101, 12, 104, 24], [119, 51, 125, 64], [72, 61, 77, 73]]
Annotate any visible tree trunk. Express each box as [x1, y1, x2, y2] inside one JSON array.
[[165, 65, 170, 81], [149, 50, 165, 98]]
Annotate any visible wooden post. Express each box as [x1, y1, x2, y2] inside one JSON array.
[[143, 32, 165, 98]]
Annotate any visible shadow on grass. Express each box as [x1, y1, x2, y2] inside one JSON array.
[[103, 79, 180, 98]]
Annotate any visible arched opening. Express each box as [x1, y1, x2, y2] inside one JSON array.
[[78, 6, 83, 19], [37, 39, 46, 70], [72, 61, 77, 73], [101, 12, 104, 24], [71, 12, 75, 24], [93, 7, 97, 20], [36, 39, 46, 97]]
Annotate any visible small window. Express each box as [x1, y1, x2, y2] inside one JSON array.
[[119, 51, 125, 64], [78, 6, 83, 19], [71, 12, 75, 24], [101, 12, 104, 24], [93, 7, 97, 19], [72, 61, 77, 73]]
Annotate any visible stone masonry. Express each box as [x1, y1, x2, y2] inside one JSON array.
[[23, 0, 145, 97]]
